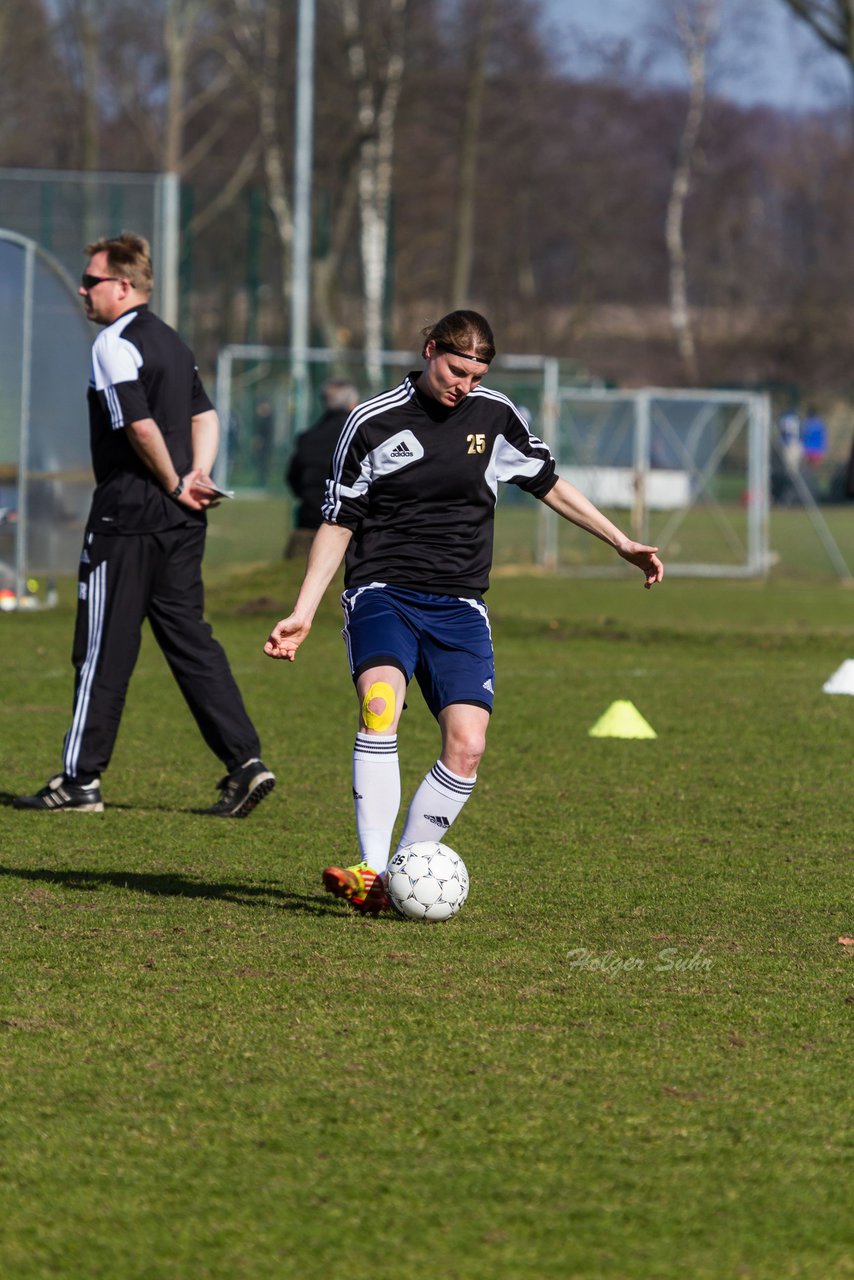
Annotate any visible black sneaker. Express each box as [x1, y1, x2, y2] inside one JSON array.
[[205, 758, 275, 818], [13, 774, 104, 813]]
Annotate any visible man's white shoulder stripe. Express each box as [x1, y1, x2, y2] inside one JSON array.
[[91, 312, 143, 429]]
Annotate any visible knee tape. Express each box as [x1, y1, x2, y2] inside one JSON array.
[[361, 681, 396, 732]]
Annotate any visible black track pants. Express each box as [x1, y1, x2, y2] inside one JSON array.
[[63, 525, 261, 781]]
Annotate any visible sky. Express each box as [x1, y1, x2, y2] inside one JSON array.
[[541, 0, 851, 112]]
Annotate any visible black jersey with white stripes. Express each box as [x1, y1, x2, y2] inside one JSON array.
[[322, 372, 558, 597], [85, 305, 214, 534]]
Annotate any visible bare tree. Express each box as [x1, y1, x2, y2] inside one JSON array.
[[29, 0, 854, 398], [222, 0, 408, 361], [450, 0, 497, 307], [160, 0, 237, 175], [339, 0, 408, 381], [74, 0, 100, 170], [64, 0, 235, 181], [312, 164, 360, 353], [1, 1, 71, 168], [779, 0, 854, 62], [779, 0, 854, 130], [663, 0, 720, 384], [226, 0, 296, 320], [50, 0, 103, 169]]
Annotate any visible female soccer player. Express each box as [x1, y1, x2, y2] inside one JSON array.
[[264, 311, 663, 912]]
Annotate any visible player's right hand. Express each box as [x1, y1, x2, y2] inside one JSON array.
[[616, 542, 664, 588], [188, 472, 222, 508], [264, 616, 310, 661], [176, 468, 207, 511]]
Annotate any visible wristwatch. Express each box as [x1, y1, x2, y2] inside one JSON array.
[[169, 477, 185, 499]]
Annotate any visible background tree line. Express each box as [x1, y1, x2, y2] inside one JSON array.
[[3, 0, 854, 400]]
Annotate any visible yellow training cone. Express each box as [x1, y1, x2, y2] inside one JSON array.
[[589, 700, 657, 739]]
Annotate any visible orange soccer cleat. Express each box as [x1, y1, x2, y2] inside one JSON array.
[[322, 861, 391, 915]]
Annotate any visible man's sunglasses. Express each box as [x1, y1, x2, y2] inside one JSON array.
[[81, 273, 123, 290]]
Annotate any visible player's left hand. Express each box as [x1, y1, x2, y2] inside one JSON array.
[[617, 542, 664, 588]]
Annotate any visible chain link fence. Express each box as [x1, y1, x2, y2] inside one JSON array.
[[0, 168, 179, 324]]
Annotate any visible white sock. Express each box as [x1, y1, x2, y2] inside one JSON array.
[[353, 732, 400, 874], [396, 760, 476, 851]]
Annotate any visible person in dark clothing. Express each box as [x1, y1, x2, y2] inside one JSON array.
[[14, 231, 274, 817], [284, 379, 359, 558], [264, 310, 662, 913]]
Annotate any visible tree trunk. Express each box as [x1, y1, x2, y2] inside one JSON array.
[[780, 0, 854, 134], [313, 165, 360, 353], [163, 0, 187, 172], [341, 0, 408, 384], [666, 2, 716, 385], [451, 0, 496, 308], [232, 0, 294, 313], [79, 0, 100, 172]]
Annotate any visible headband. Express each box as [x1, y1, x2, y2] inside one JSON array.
[[433, 340, 492, 366]]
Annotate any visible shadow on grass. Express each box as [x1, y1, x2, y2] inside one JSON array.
[[0, 791, 270, 817], [0, 862, 352, 917]]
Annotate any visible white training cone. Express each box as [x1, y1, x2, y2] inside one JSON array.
[[589, 700, 657, 739], [822, 660, 854, 696]]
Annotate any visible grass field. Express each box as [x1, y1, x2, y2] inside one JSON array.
[[1, 497, 853, 1279]]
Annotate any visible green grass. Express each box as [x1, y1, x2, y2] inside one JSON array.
[[1, 500, 853, 1278]]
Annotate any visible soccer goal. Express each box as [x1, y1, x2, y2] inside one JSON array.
[[539, 387, 773, 578]]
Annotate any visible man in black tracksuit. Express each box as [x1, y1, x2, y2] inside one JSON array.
[[14, 231, 274, 816]]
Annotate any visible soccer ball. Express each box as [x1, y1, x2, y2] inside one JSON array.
[[386, 841, 469, 922]]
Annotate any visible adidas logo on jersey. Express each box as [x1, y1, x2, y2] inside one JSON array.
[[374, 431, 424, 473], [424, 814, 451, 828]]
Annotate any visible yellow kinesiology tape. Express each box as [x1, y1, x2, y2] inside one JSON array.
[[362, 681, 396, 732]]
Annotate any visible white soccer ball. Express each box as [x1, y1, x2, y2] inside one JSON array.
[[386, 841, 469, 922]]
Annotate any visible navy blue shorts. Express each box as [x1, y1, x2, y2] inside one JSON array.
[[340, 584, 495, 717]]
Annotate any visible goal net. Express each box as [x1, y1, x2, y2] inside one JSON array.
[[541, 387, 772, 577]]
